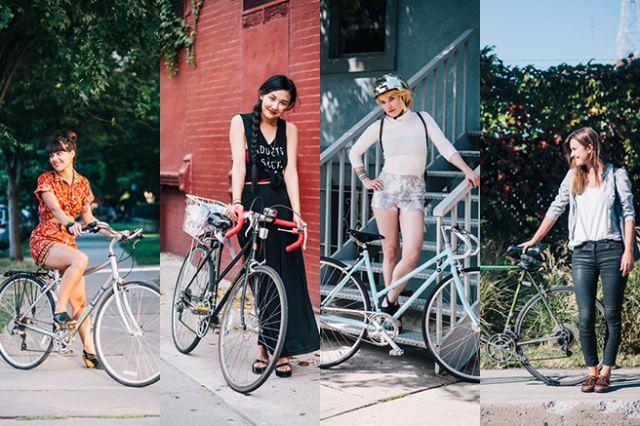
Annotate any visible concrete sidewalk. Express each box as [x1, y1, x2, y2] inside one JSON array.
[[160, 253, 320, 426], [321, 338, 479, 425], [0, 236, 160, 424], [481, 368, 640, 425]]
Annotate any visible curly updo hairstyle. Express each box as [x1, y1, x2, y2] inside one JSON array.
[[47, 130, 77, 162], [248, 75, 297, 191]]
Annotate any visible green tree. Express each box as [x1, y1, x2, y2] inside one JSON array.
[[0, 1, 159, 260]]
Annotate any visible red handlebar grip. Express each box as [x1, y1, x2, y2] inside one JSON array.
[[274, 218, 297, 228], [225, 213, 245, 238], [286, 231, 305, 252]]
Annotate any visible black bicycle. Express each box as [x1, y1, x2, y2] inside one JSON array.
[[171, 196, 306, 394]]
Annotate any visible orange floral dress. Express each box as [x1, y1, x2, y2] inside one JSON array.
[[29, 170, 94, 266]]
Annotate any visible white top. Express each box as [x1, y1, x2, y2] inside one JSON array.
[[348, 111, 458, 177], [572, 184, 611, 247]]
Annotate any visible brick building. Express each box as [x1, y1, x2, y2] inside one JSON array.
[[160, 0, 320, 306]]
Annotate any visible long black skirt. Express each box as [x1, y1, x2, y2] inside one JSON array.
[[238, 183, 320, 357]]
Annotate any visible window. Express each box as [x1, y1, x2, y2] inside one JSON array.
[[336, 0, 386, 55], [243, 0, 273, 10], [323, 0, 397, 73]]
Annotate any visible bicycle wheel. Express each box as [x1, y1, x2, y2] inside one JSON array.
[[515, 285, 605, 386], [94, 281, 160, 387], [423, 267, 480, 383], [0, 274, 54, 369], [218, 265, 287, 394], [320, 257, 371, 368], [172, 243, 215, 354]]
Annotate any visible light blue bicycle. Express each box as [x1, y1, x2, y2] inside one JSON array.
[[320, 225, 480, 382]]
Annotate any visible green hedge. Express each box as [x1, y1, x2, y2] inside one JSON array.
[[481, 47, 640, 243]]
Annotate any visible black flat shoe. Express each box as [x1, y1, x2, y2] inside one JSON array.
[[381, 296, 403, 333], [53, 312, 77, 330], [275, 361, 292, 378], [83, 350, 103, 370], [252, 358, 268, 375]]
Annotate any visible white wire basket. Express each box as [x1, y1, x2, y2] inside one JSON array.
[[183, 194, 231, 240]]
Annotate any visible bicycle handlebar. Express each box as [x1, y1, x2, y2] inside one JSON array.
[[223, 209, 306, 252], [224, 212, 245, 239], [442, 225, 479, 260]]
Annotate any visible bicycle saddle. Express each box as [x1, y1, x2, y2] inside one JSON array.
[[506, 244, 546, 258], [208, 212, 233, 231], [347, 229, 385, 244]]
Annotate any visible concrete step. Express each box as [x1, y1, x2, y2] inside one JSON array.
[[366, 240, 438, 253], [423, 216, 479, 227], [425, 191, 479, 202]]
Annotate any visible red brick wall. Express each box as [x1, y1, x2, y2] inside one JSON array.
[[160, 0, 320, 307]]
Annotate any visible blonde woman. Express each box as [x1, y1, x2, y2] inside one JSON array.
[[348, 73, 479, 329]]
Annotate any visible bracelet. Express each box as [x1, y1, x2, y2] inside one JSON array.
[[65, 222, 76, 233], [355, 169, 369, 182], [232, 199, 242, 206]]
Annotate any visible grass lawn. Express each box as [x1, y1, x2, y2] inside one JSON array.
[[119, 234, 160, 266]]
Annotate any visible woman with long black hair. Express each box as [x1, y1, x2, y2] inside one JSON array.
[[228, 75, 319, 378], [521, 127, 635, 393]]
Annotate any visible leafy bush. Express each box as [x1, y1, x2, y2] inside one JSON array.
[[481, 47, 640, 243]]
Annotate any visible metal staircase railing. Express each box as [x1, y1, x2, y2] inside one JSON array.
[[321, 29, 475, 256]]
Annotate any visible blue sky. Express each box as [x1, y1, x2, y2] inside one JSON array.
[[481, 0, 623, 68]]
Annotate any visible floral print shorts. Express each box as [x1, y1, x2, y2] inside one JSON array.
[[371, 171, 426, 213]]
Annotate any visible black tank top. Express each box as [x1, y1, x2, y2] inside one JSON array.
[[240, 113, 287, 187]]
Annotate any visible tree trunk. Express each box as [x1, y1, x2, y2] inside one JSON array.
[[4, 147, 23, 261]]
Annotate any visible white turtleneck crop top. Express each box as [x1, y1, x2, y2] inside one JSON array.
[[348, 111, 457, 177]]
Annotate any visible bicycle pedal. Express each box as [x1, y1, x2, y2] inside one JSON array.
[[389, 348, 404, 357], [194, 305, 210, 315]]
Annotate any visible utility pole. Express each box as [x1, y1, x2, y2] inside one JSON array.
[[617, 0, 640, 59]]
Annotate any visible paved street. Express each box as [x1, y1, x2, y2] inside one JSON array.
[[0, 235, 160, 424], [159, 253, 320, 426], [481, 368, 640, 425], [321, 343, 479, 425]]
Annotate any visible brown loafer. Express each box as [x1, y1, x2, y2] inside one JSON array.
[[580, 375, 597, 392], [594, 375, 611, 393]]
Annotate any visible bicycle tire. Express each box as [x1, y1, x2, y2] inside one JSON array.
[[319, 257, 371, 368], [423, 267, 480, 383], [94, 280, 160, 387], [172, 243, 215, 354], [515, 285, 605, 386], [218, 265, 287, 394], [0, 274, 54, 369]]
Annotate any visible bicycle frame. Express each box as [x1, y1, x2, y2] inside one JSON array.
[[322, 244, 479, 330], [480, 264, 566, 348], [14, 230, 145, 343]]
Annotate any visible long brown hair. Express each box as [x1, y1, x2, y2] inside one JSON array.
[[563, 127, 602, 195]]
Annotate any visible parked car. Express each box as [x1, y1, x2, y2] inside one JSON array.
[[0, 204, 34, 250]]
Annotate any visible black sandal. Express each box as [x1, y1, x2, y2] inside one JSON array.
[[275, 361, 292, 378], [83, 350, 103, 370], [252, 359, 268, 375]]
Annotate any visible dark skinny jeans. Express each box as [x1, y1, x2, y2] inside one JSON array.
[[571, 240, 627, 367]]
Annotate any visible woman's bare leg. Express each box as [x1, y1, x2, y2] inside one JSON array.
[[388, 209, 424, 303], [44, 244, 89, 313], [373, 208, 400, 290], [69, 277, 96, 353]]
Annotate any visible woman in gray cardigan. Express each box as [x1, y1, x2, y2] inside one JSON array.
[[521, 127, 635, 393]]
